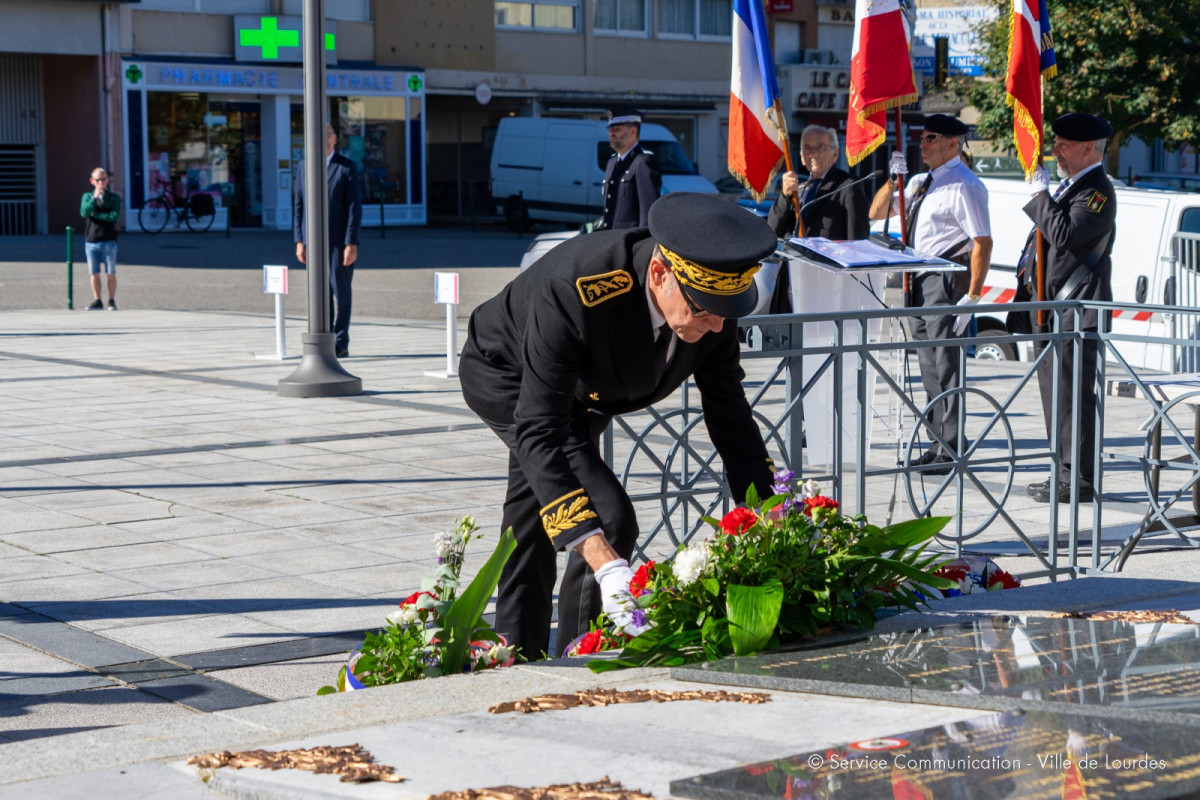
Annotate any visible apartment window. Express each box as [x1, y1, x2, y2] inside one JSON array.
[[495, 0, 579, 31], [658, 0, 730, 39], [595, 0, 647, 34]]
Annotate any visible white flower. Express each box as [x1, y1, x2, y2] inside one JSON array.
[[673, 545, 708, 586], [433, 531, 454, 558], [488, 644, 512, 663], [802, 479, 822, 499], [387, 605, 421, 626]]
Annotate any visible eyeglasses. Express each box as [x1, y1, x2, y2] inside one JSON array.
[[800, 144, 829, 154], [678, 284, 719, 320], [92, 176, 108, 182], [921, 133, 942, 143]]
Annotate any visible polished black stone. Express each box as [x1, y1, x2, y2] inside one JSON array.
[[673, 616, 1200, 717], [671, 711, 1200, 800]]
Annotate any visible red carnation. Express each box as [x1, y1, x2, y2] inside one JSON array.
[[400, 589, 438, 607], [720, 507, 758, 535], [629, 561, 656, 597], [935, 566, 969, 583], [574, 629, 605, 655], [803, 495, 839, 517], [987, 570, 1021, 590]]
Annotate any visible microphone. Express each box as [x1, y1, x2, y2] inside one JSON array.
[[798, 169, 884, 217]]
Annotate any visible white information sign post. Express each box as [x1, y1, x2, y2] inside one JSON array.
[[425, 272, 460, 378], [256, 265, 298, 361]]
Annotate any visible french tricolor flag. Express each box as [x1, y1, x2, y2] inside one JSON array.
[[727, 0, 786, 202], [846, 0, 917, 166], [1005, 0, 1056, 179]]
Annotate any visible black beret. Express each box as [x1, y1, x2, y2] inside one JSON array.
[[606, 105, 642, 127], [1051, 112, 1113, 141], [923, 114, 968, 137], [648, 193, 777, 318]]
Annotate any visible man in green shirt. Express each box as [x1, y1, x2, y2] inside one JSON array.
[[80, 167, 122, 310]]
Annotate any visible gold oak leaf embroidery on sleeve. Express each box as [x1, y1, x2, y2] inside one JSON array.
[[576, 270, 633, 307], [541, 490, 599, 538]]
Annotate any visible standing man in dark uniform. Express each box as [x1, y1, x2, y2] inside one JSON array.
[[767, 124, 870, 311], [600, 106, 662, 230], [869, 114, 992, 474], [294, 123, 363, 359], [460, 193, 778, 659], [1021, 113, 1117, 504]]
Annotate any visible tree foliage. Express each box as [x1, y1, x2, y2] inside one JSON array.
[[955, 0, 1200, 172]]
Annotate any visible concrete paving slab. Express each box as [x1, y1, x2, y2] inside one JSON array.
[[0, 610, 153, 667], [0, 763, 217, 800], [94, 613, 298, 657]]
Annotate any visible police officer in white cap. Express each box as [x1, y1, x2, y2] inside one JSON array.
[[600, 105, 662, 230]]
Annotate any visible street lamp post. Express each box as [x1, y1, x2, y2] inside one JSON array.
[[278, 0, 362, 398]]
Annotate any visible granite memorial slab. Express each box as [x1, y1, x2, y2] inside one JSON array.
[[670, 710, 1200, 800], [673, 616, 1200, 718]]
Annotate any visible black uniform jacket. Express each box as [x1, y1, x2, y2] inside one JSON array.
[[1021, 166, 1116, 330], [602, 147, 662, 230], [462, 228, 774, 549], [766, 167, 870, 240]]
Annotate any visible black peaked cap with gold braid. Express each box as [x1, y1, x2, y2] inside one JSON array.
[[648, 192, 777, 318]]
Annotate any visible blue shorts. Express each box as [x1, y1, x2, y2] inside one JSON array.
[[85, 241, 118, 275]]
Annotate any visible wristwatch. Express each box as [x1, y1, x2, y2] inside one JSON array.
[[968, 292, 982, 302]]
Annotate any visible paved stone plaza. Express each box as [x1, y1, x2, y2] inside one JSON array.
[[2, 305, 1200, 798]]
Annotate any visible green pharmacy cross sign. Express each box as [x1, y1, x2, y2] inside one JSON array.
[[233, 15, 336, 64], [239, 17, 299, 60], [125, 64, 142, 85]]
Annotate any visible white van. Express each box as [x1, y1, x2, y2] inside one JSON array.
[[973, 176, 1200, 369], [489, 117, 718, 231]]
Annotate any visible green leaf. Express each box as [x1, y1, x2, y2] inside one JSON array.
[[761, 493, 786, 512], [726, 581, 783, 656], [316, 685, 338, 695], [702, 577, 720, 597], [438, 528, 517, 675], [744, 484, 761, 507], [878, 516, 952, 547]]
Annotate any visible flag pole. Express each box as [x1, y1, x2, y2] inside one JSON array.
[[894, 107, 910, 302], [773, 98, 804, 237]]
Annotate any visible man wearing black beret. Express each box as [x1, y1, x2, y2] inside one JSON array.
[[460, 193, 778, 659], [1021, 113, 1117, 504], [869, 113, 993, 474], [601, 106, 662, 230]]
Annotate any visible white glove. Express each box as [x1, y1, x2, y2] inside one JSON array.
[[888, 151, 908, 177], [953, 294, 977, 337], [1029, 165, 1050, 195], [594, 559, 650, 636]]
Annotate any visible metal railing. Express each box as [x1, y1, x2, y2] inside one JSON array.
[[608, 297, 1200, 581]]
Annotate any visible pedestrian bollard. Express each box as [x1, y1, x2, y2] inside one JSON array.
[[65, 226, 74, 310], [424, 272, 460, 378], [255, 265, 299, 361]]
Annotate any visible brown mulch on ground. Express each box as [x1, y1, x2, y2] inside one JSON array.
[[188, 743, 404, 783], [488, 687, 770, 714], [428, 777, 654, 800], [1050, 609, 1196, 625]]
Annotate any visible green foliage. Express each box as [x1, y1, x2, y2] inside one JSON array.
[[317, 518, 517, 693], [957, 0, 1200, 170], [587, 479, 955, 673]]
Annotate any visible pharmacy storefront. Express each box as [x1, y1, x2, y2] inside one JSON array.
[[120, 59, 426, 230]]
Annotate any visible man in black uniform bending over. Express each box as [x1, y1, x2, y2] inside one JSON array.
[[460, 193, 778, 659]]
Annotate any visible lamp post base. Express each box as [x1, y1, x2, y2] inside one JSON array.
[[277, 333, 362, 397]]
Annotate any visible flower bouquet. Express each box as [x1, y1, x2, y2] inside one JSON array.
[[928, 555, 1021, 598], [584, 473, 956, 671], [318, 517, 517, 693]]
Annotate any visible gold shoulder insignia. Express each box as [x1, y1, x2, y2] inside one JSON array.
[[589, 392, 599, 401], [577, 270, 633, 307], [1086, 191, 1107, 213], [540, 488, 599, 540]]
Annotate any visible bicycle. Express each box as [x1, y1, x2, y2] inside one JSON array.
[[138, 176, 217, 233]]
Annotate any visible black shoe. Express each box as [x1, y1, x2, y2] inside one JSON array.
[[1026, 478, 1051, 496], [1031, 481, 1095, 504], [107, 298, 117, 311], [336, 348, 349, 359], [86, 299, 103, 310], [902, 450, 954, 474]]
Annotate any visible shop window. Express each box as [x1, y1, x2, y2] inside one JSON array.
[[595, 0, 647, 35], [658, 0, 730, 39], [293, 95, 421, 206], [495, 0, 578, 31]]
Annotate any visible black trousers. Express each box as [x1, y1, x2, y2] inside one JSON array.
[[909, 271, 967, 456], [484, 412, 640, 660], [329, 248, 354, 351], [1034, 335, 1100, 485]]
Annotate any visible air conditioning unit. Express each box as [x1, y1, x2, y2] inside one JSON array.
[[801, 49, 839, 65]]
